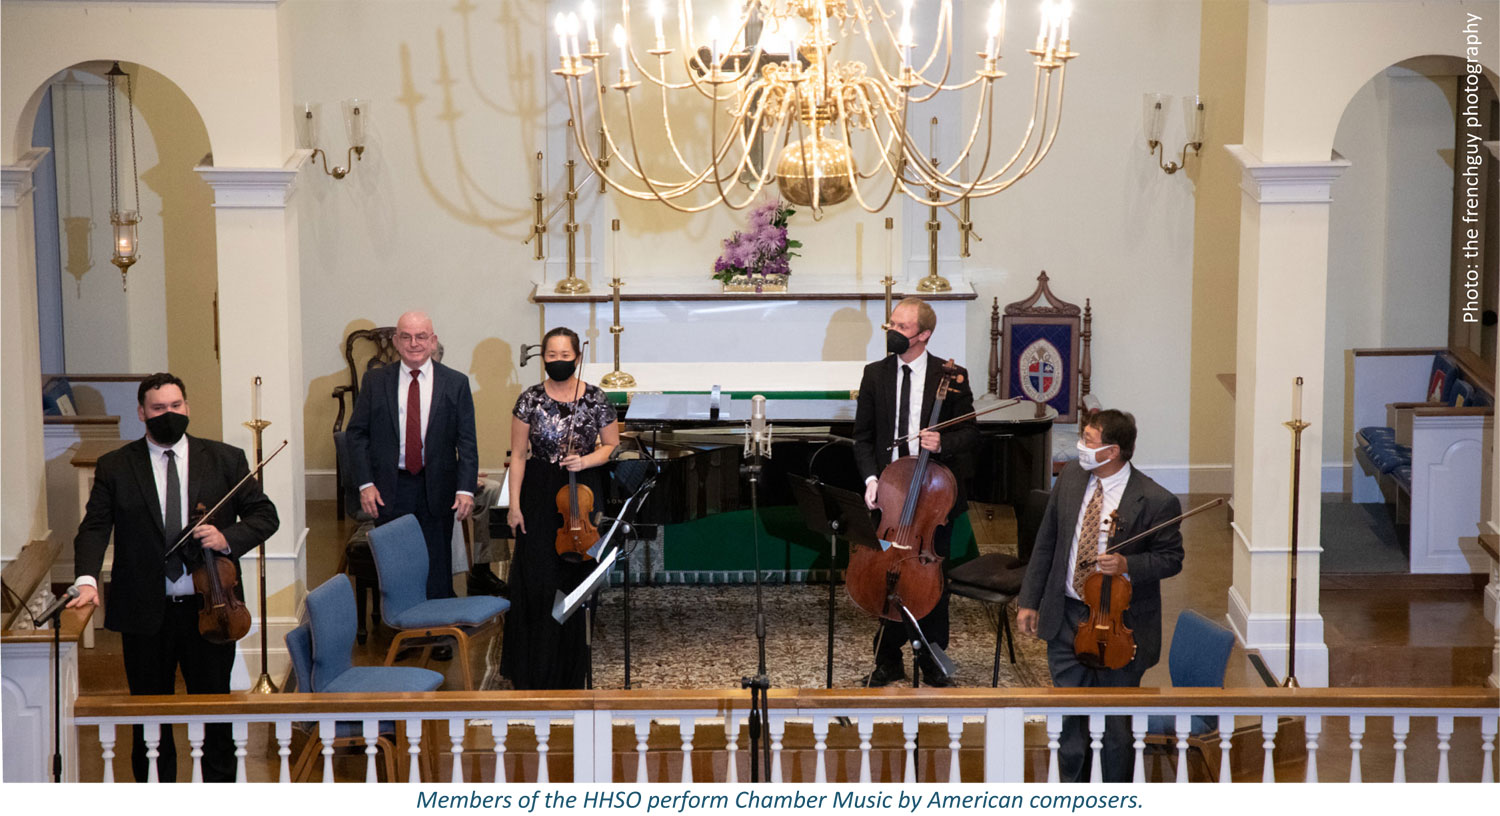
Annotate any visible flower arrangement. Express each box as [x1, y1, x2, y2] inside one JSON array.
[[712, 197, 802, 291]]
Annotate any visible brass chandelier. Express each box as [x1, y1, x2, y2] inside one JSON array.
[[551, 0, 1078, 216]]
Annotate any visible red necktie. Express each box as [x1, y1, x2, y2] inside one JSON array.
[[405, 369, 423, 474]]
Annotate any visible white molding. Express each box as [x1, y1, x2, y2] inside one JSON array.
[[1, 149, 49, 208], [1224, 144, 1352, 204], [195, 150, 312, 209], [1230, 518, 1325, 554], [1227, 585, 1330, 687]]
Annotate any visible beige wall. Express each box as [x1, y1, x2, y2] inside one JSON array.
[[1188, 0, 1248, 489]]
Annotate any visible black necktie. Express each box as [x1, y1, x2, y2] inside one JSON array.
[[163, 449, 185, 580], [898, 364, 912, 459]]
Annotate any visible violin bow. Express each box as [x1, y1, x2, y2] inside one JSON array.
[[1102, 497, 1224, 555], [163, 439, 289, 560], [885, 398, 1022, 451]]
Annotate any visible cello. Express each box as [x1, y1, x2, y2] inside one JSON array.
[[554, 375, 600, 563], [845, 361, 964, 623]]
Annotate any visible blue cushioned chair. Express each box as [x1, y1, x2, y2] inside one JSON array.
[[1144, 610, 1237, 781], [284, 575, 444, 781], [368, 515, 509, 689]]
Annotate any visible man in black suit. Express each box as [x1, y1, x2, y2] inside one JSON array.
[[852, 296, 978, 687], [69, 372, 279, 782], [1017, 409, 1184, 782], [346, 311, 478, 614]]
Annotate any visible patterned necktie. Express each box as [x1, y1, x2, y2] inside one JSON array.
[[897, 364, 912, 459], [1072, 480, 1105, 597], [163, 449, 185, 580], [405, 369, 423, 474]]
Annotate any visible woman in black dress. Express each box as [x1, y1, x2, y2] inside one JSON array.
[[501, 327, 619, 690]]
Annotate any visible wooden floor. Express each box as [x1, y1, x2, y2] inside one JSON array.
[[72, 494, 1495, 782]]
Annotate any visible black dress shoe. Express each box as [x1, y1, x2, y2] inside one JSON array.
[[466, 569, 507, 597], [430, 644, 453, 661], [858, 662, 906, 688], [919, 658, 957, 687]]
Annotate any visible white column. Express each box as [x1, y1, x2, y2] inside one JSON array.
[[195, 153, 310, 685], [1, 149, 51, 563], [1225, 144, 1349, 688]]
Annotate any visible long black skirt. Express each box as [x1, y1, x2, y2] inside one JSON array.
[[499, 459, 600, 690]]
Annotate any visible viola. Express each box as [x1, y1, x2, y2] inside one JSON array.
[[189, 502, 252, 645], [553, 377, 599, 563], [1072, 509, 1137, 670], [846, 360, 963, 623]]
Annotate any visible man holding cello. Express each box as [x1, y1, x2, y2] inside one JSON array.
[[68, 373, 280, 782], [852, 297, 978, 687], [1017, 409, 1184, 782]]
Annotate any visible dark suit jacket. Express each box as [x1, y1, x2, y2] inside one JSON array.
[[1018, 461, 1185, 669], [73, 436, 280, 635], [345, 359, 478, 516], [852, 353, 979, 518]]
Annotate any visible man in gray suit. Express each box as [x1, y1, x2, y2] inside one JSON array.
[[347, 311, 478, 615], [1017, 409, 1184, 782]]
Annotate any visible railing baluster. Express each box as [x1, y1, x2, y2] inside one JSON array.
[[233, 721, 248, 783], [769, 714, 786, 783], [187, 721, 205, 783], [1046, 715, 1062, 783], [99, 726, 116, 786], [857, 716, 874, 784], [634, 717, 651, 784], [1260, 715, 1277, 783], [405, 718, 423, 783], [679, 718, 695, 783], [1304, 715, 1321, 783], [275, 720, 292, 783], [1088, 714, 1105, 783], [1392, 715, 1409, 783], [536, 718, 552, 785], [1130, 714, 1146, 784], [1435, 714, 1453, 783], [144, 721, 161, 784], [447, 718, 466, 783], [1174, 714, 1190, 784], [903, 715, 919, 784], [1217, 712, 1233, 783], [1347, 714, 1364, 783], [319, 719, 336, 782], [492, 718, 509, 783], [724, 715, 741, 784], [813, 715, 829, 784], [1481, 715, 1496, 784], [946, 715, 963, 784], [364, 719, 380, 783]]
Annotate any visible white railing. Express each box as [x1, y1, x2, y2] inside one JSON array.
[[72, 688, 1498, 783]]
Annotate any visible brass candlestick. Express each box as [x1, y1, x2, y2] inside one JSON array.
[[916, 179, 951, 293], [555, 155, 590, 294], [244, 376, 276, 694], [1282, 376, 1309, 689], [958, 196, 982, 258], [600, 219, 636, 389], [881, 217, 896, 330]]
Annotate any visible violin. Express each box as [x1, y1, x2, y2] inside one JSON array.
[[553, 378, 599, 563], [189, 502, 252, 645], [846, 361, 963, 622], [1073, 509, 1137, 670]]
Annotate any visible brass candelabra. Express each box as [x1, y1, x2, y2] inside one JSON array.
[[1282, 376, 1309, 689], [599, 218, 636, 388], [245, 376, 276, 695]]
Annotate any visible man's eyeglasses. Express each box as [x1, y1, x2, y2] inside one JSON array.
[[396, 333, 432, 344]]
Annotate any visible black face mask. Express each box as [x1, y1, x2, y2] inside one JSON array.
[[886, 328, 912, 356], [145, 411, 190, 446], [545, 359, 577, 382]]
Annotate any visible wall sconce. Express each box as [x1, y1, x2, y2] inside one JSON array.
[[297, 99, 368, 179], [1144, 93, 1205, 174]]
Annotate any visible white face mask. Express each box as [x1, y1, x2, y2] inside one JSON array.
[[1077, 440, 1115, 471]]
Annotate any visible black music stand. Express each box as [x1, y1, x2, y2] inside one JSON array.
[[790, 476, 878, 689]]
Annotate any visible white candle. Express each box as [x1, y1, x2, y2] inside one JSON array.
[[985, 1, 1002, 59], [581, 0, 597, 46], [899, 23, 914, 68], [556, 13, 570, 65], [1036, 0, 1051, 50], [252, 376, 261, 421], [650, 0, 665, 47], [708, 16, 721, 66], [566, 12, 582, 59], [613, 24, 629, 75], [1293, 377, 1303, 423], [1059, 0, 1071, 44]]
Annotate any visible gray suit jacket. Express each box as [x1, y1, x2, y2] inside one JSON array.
[[1018, 461, 1184, 669]]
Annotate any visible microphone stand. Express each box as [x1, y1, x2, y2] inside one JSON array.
[[740, 401, 773, 783], [29, 595, 72, 782], [807, 438, 849, 690]]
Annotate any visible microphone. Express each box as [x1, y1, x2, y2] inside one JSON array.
[[33, 585, 80, 625], [745, 394, 772, 459]]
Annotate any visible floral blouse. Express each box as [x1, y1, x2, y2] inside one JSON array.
[[512, 382, 618, 465]]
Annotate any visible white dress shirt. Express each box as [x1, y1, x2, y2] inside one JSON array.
[[1064, 462, 1132, 601], [149, 435, 195, 596], [397, 358, 434, 470], [890, 351, 927, 464]]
